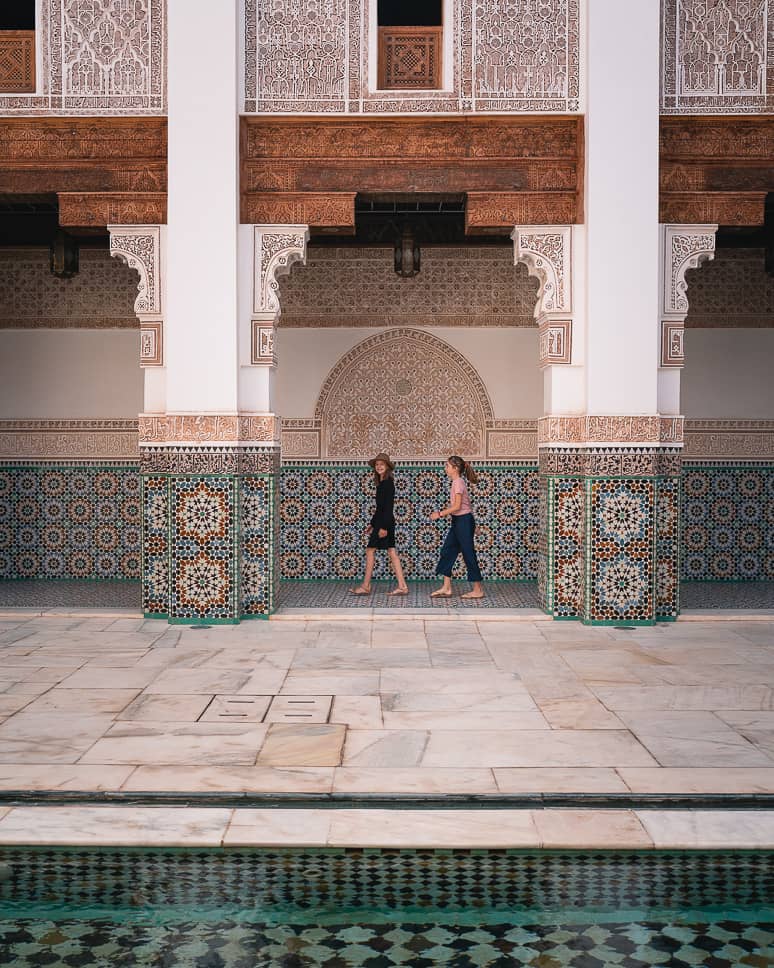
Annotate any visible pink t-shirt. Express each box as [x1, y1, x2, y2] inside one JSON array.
[[451, 477, 472, 515]]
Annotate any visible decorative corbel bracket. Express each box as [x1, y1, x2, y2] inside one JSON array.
[[108, 224, 164, 366], [512, 225, 573, 367], [660, 224, 717, 367], [251, 224, 309, 366]]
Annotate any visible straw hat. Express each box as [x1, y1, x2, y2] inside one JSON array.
[[368, 453, 395, 471]]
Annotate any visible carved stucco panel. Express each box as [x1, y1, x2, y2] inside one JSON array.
[[0, 0, 165, 115], [662, 0, 774, 114], [315, 329, 493, 459], [108, 225, 161, 315]]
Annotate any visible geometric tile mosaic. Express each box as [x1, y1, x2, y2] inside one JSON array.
[[682, 464, 774, 581], [169, 476, 238, 622], [0, 464, 141, 581], [587, 478, 656, 624], [656, 475, 681, 619], [141, 475, 168, 616], [279, 463, 541, 582], [552, 476, 585, 618], [2, 849, 774, 967], [240, 474, 277, 618]]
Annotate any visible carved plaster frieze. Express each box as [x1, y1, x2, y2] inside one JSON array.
[[538, 319, 572, 367], [0, 419, 139, 460], [538, 416, 684, 447], [140, 446, 280, 475], [539, 448, 683, 477], [138, 414, 279, 446], [253, 225, 309, 318], [660, 223, 717, 367], [683, 419, 774, 459]]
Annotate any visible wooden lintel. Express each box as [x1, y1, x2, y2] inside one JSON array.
[[240, 192, 356, 231], [58, 192, 167, 228]]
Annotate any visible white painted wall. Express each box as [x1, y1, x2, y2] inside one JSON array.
[[0, 331, 142, 418], [683, 329, 774, 418], [275, 327, 543, 418]]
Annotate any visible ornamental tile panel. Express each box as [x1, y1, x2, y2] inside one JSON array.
[[278, 463, 541, 581], [141, 474, 168, 615], [656, 475, 681, 618], [0, 464, 141, 581], [682, 464, 774, 580], [240, 475, 278, 617], [169, 477, 237, 621], [587, 479, 656, 623]]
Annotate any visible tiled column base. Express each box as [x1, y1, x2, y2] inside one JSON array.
[[540, 449, 682, 625], [141, 448, 279, 623]]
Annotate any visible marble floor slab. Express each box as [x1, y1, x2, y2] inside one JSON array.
[[2, 614, 774, 803]]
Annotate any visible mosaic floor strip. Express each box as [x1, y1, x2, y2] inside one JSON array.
[[0, 580, 773, 611]]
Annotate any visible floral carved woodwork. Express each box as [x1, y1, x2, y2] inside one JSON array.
[[0, 31, 35, 94], [108, 224, 163, 366], [251, 224, 309, 366], [660, 224, 717, 367], [241, 116, 584, 233], [315, 329, 493, 459], [512, 225, 573, 366]]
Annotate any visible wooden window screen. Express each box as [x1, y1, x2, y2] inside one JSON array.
[[0, 30, 35, 93], [378, 26, 442, 90]]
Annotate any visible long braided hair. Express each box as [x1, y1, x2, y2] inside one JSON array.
[[448, 455, 479, 485]]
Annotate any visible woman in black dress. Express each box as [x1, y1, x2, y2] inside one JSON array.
[[350, 453, 409, 596]]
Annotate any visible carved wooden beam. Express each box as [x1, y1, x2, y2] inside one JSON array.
[[241, 115, 584, 230], [659, 117, 774, 225], [0, 118, 166, 194], [241, 192, 355, 232], [59, 192, 167, 229]]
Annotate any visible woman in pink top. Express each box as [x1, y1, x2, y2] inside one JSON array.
[[429, 455, 484, 599]]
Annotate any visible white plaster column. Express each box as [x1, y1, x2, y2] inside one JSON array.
[[165, 0, 240, 414], [585, 0, 660, 418]]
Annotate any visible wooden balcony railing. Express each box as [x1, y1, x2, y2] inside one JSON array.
[[0, 30, 36, 93], [378, 26, 442, 90]]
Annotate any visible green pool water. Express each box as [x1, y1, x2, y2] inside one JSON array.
[[1, 848, 773, 966]]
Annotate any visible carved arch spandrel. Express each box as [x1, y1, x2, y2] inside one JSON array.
[[512, 225, 572, 317], [253, 225, 310, 318], [315, 328, 493, 459], [108, 225, 163, 366], [660, 223, 717, 367]]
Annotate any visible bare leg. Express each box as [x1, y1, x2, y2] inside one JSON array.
[[461, 581, 485, 599], [387, 549, 408, 594], [350, 547, 376, 594], [431, 576, 453, 598]]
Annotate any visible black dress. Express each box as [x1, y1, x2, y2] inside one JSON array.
[[367, 476, 396, 550]]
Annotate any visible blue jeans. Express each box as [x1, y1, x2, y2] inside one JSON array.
[[435, 513, 482, 583]]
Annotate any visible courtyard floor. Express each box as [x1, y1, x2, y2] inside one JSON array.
[[1, 612, 774, 846]]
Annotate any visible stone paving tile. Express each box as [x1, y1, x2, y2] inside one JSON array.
[[124, 765, 334, 793], [0, 806, 232, 846], [342, 730, 428, 767], [615, 710, 774, 767], [326, 809, 541, 848], [332, 767, 498, 794], [80, 723, 268, 766], [1, 615, 774, 801], [533, 809, 652, 848], [257, 724, 346, 767], [636, 809, 774, 848], [494, 768, 629, 794]]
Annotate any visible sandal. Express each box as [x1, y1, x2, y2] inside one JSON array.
[[388, 587, 409, 596], [350, 586, 372, 596], [430, 588, 452, 598]]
